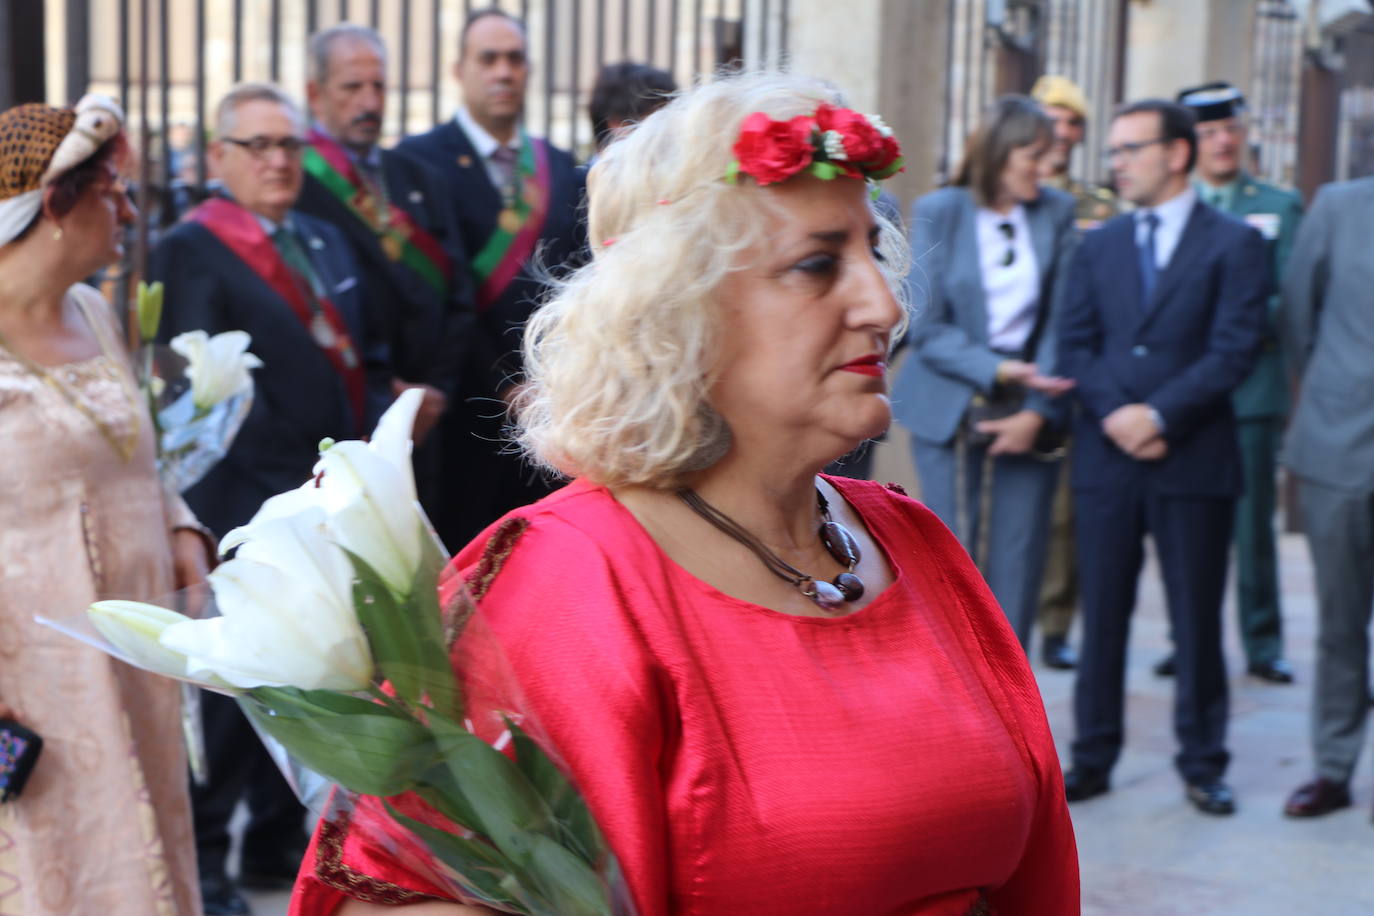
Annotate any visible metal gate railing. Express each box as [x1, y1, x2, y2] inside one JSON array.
[[54, 0, 789, 290]]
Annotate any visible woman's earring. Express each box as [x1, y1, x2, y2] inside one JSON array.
[[52, 227, 64, 241]]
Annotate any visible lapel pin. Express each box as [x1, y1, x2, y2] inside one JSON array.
[[409, 190, 423, 203], [457, 154, 473, 168]]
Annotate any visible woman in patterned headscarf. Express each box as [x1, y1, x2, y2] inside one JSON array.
[[0, 96, 214, 915]]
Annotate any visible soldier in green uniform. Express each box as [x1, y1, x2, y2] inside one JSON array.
[[1168, 81, 1304, 683], [1028, 75, 1122, 669]]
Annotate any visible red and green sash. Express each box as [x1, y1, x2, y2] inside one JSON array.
[[302, 129, 452, 298], [473, 132, 551, 311], [189, 197, 366, 430]]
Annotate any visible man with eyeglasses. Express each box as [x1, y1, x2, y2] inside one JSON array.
[[397, 6, 586, 548], [1057, 99, 1268, 816], [1139, 82, 1304, 687], [150, 81, 392, 915], [298, 23, 478, 540]]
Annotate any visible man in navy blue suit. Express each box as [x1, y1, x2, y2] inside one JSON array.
[[298, 23, 478, 531], [1056, 99, 1267, 816], [397, 7, 586, 548], [152, 82, 392, 915]]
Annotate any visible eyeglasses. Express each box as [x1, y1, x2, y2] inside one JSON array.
[[1103, 137, 1168, 162], [997, 221, 1016, 267], [222, 135, 306, 157]]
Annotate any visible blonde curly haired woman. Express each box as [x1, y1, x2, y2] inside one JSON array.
[[294, 71, 1078, 916]]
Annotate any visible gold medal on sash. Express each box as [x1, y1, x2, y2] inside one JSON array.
[[381, 232, 403, 261], [311, 313, 337, 349], [498, 207, 522, 234]]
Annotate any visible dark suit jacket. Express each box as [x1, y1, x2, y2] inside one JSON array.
[[893, 185, 1079, 445], [150, 208, 392, 535], [1057, 200, 1268, 496], [395, 121, 586, 386], [296, 149, 476, 396]]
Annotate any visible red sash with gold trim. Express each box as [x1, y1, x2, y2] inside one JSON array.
[[189, 197, 367, 430], [472, 134, 551, 311]]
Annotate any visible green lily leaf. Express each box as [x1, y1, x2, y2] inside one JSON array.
[[723, 160, 740, 184], [427, 714, 556, 861], [384, 802, 522, 909], [506, 717, 606, 865], [346, 546, 454, 715], [520, 830, 613, 916], [407, 528, 461, 718], [243, 687, 435, 796]]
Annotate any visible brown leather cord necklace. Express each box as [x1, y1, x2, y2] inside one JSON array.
[[677, 486, 865, 614]]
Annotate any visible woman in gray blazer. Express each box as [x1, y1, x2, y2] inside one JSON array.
[[892, 95, 1078, 648]]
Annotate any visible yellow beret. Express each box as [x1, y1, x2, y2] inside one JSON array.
[[1031, 75, 1088, 121]]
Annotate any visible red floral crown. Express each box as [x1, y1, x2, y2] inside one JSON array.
[[726, 104, 904, 187]]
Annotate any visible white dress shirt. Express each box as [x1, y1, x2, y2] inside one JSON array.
[[454, 106, 522, 189], [1134, 185, 1196, 271], [976, 203, 1041, 353]]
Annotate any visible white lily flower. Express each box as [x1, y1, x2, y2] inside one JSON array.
[[170, 329, 263, 411], [88, 600, 192, 678], [160, 507, 374, 691], [221, 388, 425, 596]]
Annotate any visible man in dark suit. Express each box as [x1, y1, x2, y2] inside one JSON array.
[[298, 23, 476, 529], [1146, 81, 1304, 685], [151, 82, 391, 915], [396, 6, 586, 548], [1057, 99, 1267, 816]]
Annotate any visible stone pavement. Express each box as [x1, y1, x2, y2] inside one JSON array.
[[1038, 531, 1374, 915], [247, 530, 1371, 916]]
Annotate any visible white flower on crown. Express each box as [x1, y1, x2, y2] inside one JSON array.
[[822, 130, 849, 161], [866, 114, 894, 139]]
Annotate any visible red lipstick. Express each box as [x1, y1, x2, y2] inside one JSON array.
[[839, 354, 886, 377]]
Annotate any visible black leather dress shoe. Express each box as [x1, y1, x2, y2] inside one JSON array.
[[1247, 658, 1295, 684], [1064, 768, 1111, 802], [1186, 780, 1236, 815], [1041, 635, 1077, 670], [200, 872, 251, 916], [1153, 653, 1176, 677], [1284, 777, 1351, 817]]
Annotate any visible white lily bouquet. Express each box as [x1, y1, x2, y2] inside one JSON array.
[[45, 390, 626, 915], [134, 281, 262, 492]]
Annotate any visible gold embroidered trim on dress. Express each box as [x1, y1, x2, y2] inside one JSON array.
[[313, 812, 434, 904], [443, 517, 530, 649]]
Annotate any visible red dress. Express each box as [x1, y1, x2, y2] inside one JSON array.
[[292, 477, 1079, 915]]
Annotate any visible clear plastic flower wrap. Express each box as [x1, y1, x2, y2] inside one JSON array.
[[39, 390, 631, 914], [134, 281, 261, 493], [144, 338, 256, 492]]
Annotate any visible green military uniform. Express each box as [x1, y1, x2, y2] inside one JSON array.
[[1045, 174, 1120, 232], [1196, 171, 1304, 666], [1036, 174, 1121, 648]]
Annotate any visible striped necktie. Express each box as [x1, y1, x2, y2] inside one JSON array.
[[1138, 211, 1160, 305]]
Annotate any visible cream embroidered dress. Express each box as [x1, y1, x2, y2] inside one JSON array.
[[0, 284, 201, 915]]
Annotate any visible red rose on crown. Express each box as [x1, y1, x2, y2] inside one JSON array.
[[732, 112, 817, 185], [815, 104, 899, 172]]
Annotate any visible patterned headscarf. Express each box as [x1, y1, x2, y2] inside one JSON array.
[[0, 94, 124, 245]]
